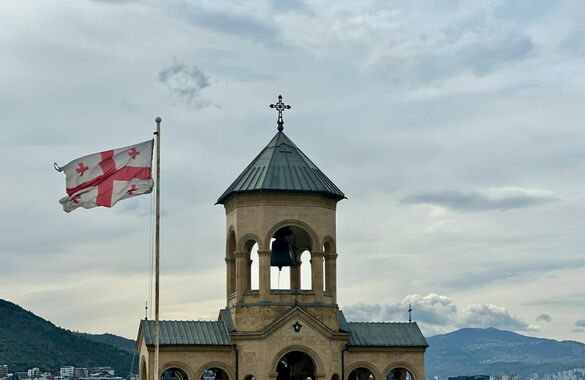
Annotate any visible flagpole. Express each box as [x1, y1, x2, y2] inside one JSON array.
[[154, 117, 161, 380]]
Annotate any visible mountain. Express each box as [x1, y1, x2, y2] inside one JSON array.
[[0, 299, 135, 376], [426, 327, 585, 379], [76, 333, 136, 354]]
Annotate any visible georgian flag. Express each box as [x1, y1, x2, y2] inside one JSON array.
[[57, 140, 154, 213]]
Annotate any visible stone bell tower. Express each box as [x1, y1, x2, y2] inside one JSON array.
[[216, 95, 346, 333], [136, 95, 427, 380]]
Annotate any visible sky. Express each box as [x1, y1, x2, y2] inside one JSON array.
[[0, 0, 584, 342]]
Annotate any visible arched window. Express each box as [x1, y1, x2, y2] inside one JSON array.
[[200, 368, 228, 380], [276, 351, 316, 380], [242, 239, 258, 292], [269, 225, 313, 291], [386, 368, 413, 380], [348, 367, 375, 380], [244, 376, 256, 380], [160, 368, 188, 380], [249, 242, 259, 290], [270, 234, 291, 289]]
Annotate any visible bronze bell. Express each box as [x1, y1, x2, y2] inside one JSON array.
[[271, 230, 296, 270]]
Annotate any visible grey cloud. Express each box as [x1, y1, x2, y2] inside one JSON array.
[[344, 293, 457, 326], [444, 259, 585, 290], [188, 8, 284, 48], [573, 320, 585, 333], [344, 294, 537, 334], [457, 31, 534, 76], [536, 313, 552, 323], [528, 293, 585, 307], [462, 304, 537, 332], [298, 1, 538, 84], [158, 63, 210, 101], [270, 0, 313, 15], [402, 188, 556, 212]]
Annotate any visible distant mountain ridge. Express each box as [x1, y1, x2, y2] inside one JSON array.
[[426, 327, 585, 379], [3, 298, 585, 380], [0, 299, 134, 376], [76, 333, 136, 354]]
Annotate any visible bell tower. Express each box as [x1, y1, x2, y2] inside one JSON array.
[[136, 95, 428, 380], [216, 95, 345, 332]]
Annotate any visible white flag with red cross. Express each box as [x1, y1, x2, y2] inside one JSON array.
[[58, 140, 154, 213]]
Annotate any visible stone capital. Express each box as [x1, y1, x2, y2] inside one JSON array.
[[257, 250, 272, 257], [234, 251, 247, 259], [310, 250, 324, 258]]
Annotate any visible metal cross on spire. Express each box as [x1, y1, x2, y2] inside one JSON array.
[[408, 304, 413, 322], [269, 94, 291, 132]]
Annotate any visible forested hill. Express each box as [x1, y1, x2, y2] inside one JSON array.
[[0, 299, 134, 376], [426, 327, 585, 379]]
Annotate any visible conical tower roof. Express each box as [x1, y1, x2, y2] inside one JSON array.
[[217, 131, 345, 204]]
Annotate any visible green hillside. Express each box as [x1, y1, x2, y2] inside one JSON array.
[[76, 333, 136, 354], [0, 299, 134, 376]]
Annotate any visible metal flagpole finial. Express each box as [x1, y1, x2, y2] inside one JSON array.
[[408, 304, 413, 323], [269, 94, 291, 132]]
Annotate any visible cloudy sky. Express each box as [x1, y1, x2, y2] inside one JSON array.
[[1, 0, 584, 342]]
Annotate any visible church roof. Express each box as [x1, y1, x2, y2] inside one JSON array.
[[216, 131, 345, 204], [139, 313, 427, 348], [346, 322, 429, 347], [339, 311, 428, 347], [140, 320, 231, 346]]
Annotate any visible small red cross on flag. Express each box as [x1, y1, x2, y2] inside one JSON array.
[[57, 140, 154, 212]]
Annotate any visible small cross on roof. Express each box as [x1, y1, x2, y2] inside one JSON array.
[[269, 94, 291, 131]]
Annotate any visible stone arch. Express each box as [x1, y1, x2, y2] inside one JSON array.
[[237, 233, 264, 252], [382, 362, 419, 380], [322, 235, 336, 255], [271, 345, 325, 376], [322, 236, 336, 294], [265, 219, 319, 253], [226, 226, 236, 258], [195, 361, 233, 380], [139, 356, 147, 380], [237, 233, 262, 291], [159, 361, 196, 380], [346, 362, 380, 380]]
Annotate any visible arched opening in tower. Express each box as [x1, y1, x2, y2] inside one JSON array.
[[269, 225, 313, 291], [276, 351, 316, 380]]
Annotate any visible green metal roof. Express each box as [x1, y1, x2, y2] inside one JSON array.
[[217, 131, 345, 204], [219, 309, 236, 332], [141, 320, 231, 346], [346, 322, 428, 347]]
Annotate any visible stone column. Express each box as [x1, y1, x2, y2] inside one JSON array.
[[247, 258, 253, 290], [225, 256, 235, 297], [235, 251, 247, 303], [290, 264, 301, 290], [325, 253, 338, 302], [258, 250, 271, 297], [311, 251, 324, 297]]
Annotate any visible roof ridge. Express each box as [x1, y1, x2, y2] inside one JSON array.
[[153, 319, 221, 323], [259, 132, 282, 188], [348, 321, 414, 324]]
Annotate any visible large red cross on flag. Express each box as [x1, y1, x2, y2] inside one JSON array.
[[58, 140, 154, 212]]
